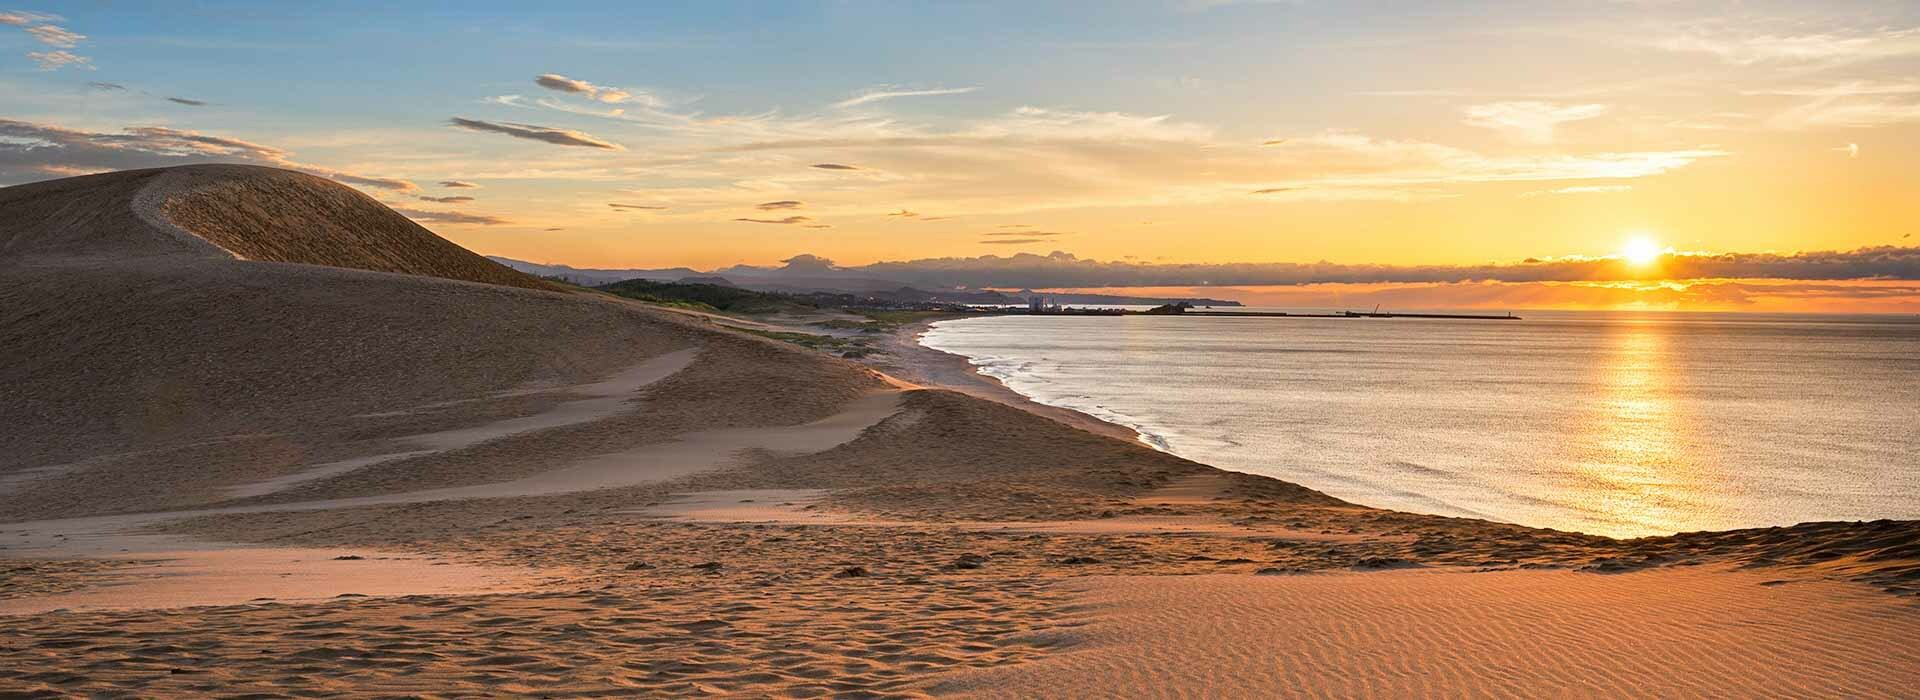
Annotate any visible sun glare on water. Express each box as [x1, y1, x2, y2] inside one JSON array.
[[1621, 235, 1663, 267]]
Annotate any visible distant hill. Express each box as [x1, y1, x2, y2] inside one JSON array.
[[2, 164, 554, 291], [487, 257, 698, 287], [489, 255, 1241, 306]]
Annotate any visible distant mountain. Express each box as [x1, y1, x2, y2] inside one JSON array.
[[487, 257, 698, 286], [488, 256, 1242, 306]]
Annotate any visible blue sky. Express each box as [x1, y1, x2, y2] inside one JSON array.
[[4, 0, 1919, 308]]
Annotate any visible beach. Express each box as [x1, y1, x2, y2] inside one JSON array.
[[2, 165, 1916, 697]]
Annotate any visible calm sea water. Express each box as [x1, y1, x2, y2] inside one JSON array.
[[920, 310, 1920, 538]]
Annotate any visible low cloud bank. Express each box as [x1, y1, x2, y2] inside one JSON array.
[[828, 247, 1920, 289]]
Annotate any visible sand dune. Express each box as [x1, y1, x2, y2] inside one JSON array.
[[2, 165, 1916, 697], [936, 566, 1920, 698], [2, 164, 552, 289]]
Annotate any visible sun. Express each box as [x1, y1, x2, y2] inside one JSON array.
[[1621, 235, 1662, 266]]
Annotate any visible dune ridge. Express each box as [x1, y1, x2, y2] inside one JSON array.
[[2, 164, 553, 290]]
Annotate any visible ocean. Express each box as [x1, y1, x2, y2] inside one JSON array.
[[919, 310, 1920, 538]]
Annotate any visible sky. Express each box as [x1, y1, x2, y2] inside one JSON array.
[[3, 1, 1919, 310]]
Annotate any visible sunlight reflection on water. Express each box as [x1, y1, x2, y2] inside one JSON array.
[[922, 310, 1920, 537]]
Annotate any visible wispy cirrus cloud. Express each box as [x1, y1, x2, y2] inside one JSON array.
[[438, 180, 480, 189], [1651, 24, 1920, 66], [446, 117, 624, 150], [755, 200, 803, 210], [3, 11, 91, 70], [533, 73, 650, 105], [417, 195, 474, 203], [391, 207, 509, 226], [1520, 184, 1632, 197], [833, 85, 977, 109], [0, 10, 57, 25], [608, 202, 667, 210], [166, 97, 208, 106], [23, 23, 80, 47], [26, 49, 88, 70], [1462, 101, 1607, 143], [734, 215, 812, 225]]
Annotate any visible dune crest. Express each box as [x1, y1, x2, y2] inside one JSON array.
[[2, 164, 551, 290]]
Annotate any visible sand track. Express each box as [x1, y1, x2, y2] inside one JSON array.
[[224, 348, 702, 499]]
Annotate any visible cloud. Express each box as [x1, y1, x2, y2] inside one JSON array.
[[887, 209, 918, 218], [833, 86, 977, 109], [392, 207, 509, 226], [1652, 25, 1920, 65], [608, 202, 667, 210], [438, 180, 480, 188], [533, 73, 636, 104], [982, 230, 1068, 237], [3, 12, 89, 70], [1145, 279, 1920, 314], [0, 118, 417, 192], [1769, 96, 1920, 129], [86, 81, 125, 90], [810, 163, 859, 170], [323, 171, 418, 192], [166, 97, 207, 106], [710, 107, 1718, 212], [27, 49, 88, 70], [0, 11, 58, 26], [24, 23, 81, 47], [828, 246, 1920, 289], [980, 239, 1047, 245], [446, 117, 624, 150], [755, 200, 803, 210], [734, 216, 813, 225], [417, 195, 474, 203], [1520, 184, 1632, 197], [1462, 102, 1606, 143]]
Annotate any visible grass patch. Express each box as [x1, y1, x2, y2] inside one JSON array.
[[737, 328, 876, 358], [599, 279, 811, 315]]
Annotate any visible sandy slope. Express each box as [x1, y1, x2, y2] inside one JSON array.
[[1, 165, 1916, 697], [1, 164, 554, 289], [937, 566, 1920, 698]]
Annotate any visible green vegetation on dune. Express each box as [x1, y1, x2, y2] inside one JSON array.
[[737, 328, 874, 358], [852, 309, 967, 328], [598, 279, 809, 314]]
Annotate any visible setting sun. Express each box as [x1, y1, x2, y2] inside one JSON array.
[[1622, 236, 1663, 266]]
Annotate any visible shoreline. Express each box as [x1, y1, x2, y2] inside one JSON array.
[[867, 316, 1144, 444]]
